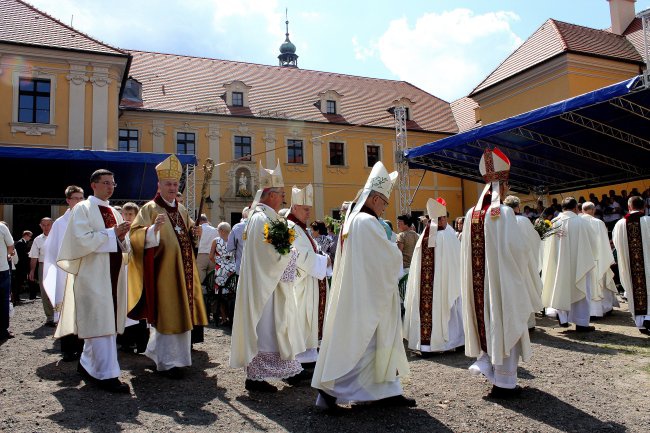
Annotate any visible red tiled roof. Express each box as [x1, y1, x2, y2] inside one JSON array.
[[622, 17, 644, 59], [122, 50, 458, 134], [450, 97, 480, 132], [471, 19, 643, 96], [0, 0, 127, 56]]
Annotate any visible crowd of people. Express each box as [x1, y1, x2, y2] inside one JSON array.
[[0, 150, 648, 415]]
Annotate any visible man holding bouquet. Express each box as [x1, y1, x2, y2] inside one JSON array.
[[230, 161, 306, 393]]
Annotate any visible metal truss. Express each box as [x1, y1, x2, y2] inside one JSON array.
[[468, 141, 593, 179], [559, 112, 650, 151], [0, 197, 64, 205], [394, 106, 410, 215], [609, 97, 650, 121], [181, 163, 197, 218], [510, 128, 643, 175], [641, 9, 650, 88]]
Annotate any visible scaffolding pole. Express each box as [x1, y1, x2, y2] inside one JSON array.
[[394, 106, 410, 215]]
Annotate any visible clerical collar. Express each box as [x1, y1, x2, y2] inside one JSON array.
[[89, 195, 110, 207], [153, 193, 177, 212], [287, 213, 307, 231]]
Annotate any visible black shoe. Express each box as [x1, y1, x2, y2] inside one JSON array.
[[643, 320, 650, 330], [45, 321, 56, 328], [372, 395, 417, 407], [245, 379, 277, 393], [283, 369, 312, 386], [62, 351, 80, 362], [301, 362, 316, 370], [157, 367, 185, 380], [557, 318, 569, 328], [528, 326, 536, 332], [418, 351, 433, 358], [317, 389, 342, 414], [488, 385, 522, 399], [97, 378, 130, 394], [575, 325, 595, 332], [639, 328, 650, 336], [77, 362, 95, 382]]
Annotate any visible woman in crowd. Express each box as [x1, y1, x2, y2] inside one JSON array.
[[209, 222, 236, 326]]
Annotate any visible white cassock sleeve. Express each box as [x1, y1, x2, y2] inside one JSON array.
[[144, 225, 161, 249], [93, 228, 118, 253]]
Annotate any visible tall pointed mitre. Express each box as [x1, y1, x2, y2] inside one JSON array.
[[426, 197, 447, 248], [342, 161, 398, 236], [291, 184, 313, 207], [156, 154, 182, 181], [250, 160, 284, 209], [475, 147, 510, 218]]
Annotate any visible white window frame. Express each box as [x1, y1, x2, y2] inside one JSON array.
[[11, 71, 57, 136]]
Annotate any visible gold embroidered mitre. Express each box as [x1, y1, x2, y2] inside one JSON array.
[[156, 154, 182, 181]]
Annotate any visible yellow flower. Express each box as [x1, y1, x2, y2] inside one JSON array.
[[263, 223, 269, 238], [545, 220, 551, 227]]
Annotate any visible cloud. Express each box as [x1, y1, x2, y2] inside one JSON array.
[[352, 36, 376, 61], [361, 8, 523, 101]]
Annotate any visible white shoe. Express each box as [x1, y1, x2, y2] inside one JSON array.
[[469, 353, 494, 383]]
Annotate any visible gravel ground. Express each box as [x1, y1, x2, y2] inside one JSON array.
[[1, 296, 649, 433]]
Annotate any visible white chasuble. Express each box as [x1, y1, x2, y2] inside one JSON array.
[[230, 204, 305, 368], [43, 209, 71, 322], [612, 214, 650, 326], [460, 205, 541, 366], [55, 197, 129, 339], [580, 214, 617, 315], [403, 225, 463, 352], [312, 211, 409, 398], [288, 220, 327, 352], [541, 211, 596, 312]]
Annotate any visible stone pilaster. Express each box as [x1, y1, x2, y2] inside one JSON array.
[[66, 64, 87, 149], [206, 123, 222, 222], [90, 66, 111, 150], [150, 119, 166, 153], [311, 132, 324, 219]]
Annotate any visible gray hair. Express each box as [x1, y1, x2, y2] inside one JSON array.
[[503, 195, 520, 209], [278, 208, 289, 217], [582, 201, 595, 212], [242, 206, 250, 219], [217, 222, 231, 233]]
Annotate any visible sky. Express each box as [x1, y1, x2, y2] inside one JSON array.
[[27, 0, 650, 102]]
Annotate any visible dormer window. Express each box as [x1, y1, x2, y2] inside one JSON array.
[[326, 100, 336, 115], [391, 97, 414, 121], [224, 80, 252, 107], [319, 90, 343, 116], [123, 77, 143, 102], [232, 92, 244, 107]]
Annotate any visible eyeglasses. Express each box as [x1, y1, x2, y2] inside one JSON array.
[[376, 195, 389, 206], [95, 181, 117, 187]]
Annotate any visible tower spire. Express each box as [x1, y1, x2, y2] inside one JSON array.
[[278, 8, 298, 68]]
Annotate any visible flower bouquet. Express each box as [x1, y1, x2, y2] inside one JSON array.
[[263, 218, 295, 255], [534, 218, 563, 240]]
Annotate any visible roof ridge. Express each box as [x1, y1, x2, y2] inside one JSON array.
[[470, 18, 554, 95], [548, 19, 568, 51], [128, 48, 430, 87], [551, 17, 630, 39], [16, 0, 127, 55]]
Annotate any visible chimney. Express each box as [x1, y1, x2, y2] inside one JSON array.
[[608, 0, 636, 35]]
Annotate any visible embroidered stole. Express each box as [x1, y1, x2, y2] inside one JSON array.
[[625, 212, 648, 315], [287, 213, 328, 339], [98, 205, 122, 321], [418, 224, 435, 346], [154, 194, 196, 319], [470, 200, 490, 352]]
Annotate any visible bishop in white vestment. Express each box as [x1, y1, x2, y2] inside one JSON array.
[[55, 170, 131, 393], [581, 201, 618, 317], [230, 161, 306, 393], [612, 196, 650, 335], [43, 185, 85, 361], [286, 184, 328, 366], [542, 197, 597, 331], [403, 197, 464, 354], [461, 149, 541, 397], [312, 161, 414, 410]]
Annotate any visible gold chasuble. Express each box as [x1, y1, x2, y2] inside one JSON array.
[[128, 194, 208, 334]]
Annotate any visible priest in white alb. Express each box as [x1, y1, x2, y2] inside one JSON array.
[[580, 201, 618, 318], [55, 169, 131, 393], [286, 184, 329, 368], [403, 197, 464, 355], [312, 161, 415, 411], [612, 196, 650, 335], [461, 148, 541, 397], [542, 197, 597, 331], [230, 161, 306, 393], [503, 195, 543, 330], [43, 185, 85, 362]]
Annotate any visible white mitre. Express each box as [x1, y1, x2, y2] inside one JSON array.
[[291, 184, 313, 207], [251, 160, 284, 209], [342, 161, 398, 236], [426, 197, 447, 248], [475, 147, 511, 218]]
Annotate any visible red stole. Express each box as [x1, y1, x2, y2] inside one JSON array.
[[97, 205, 122, 320], [470, 194, 491, 352], [418, 224, 435, 346], [288, 213, 328, 339], [625, 212, 648, 315]]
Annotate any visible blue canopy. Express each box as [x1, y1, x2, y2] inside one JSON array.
[[0, 147, 197, 204], [406, 76, 650, 193]]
